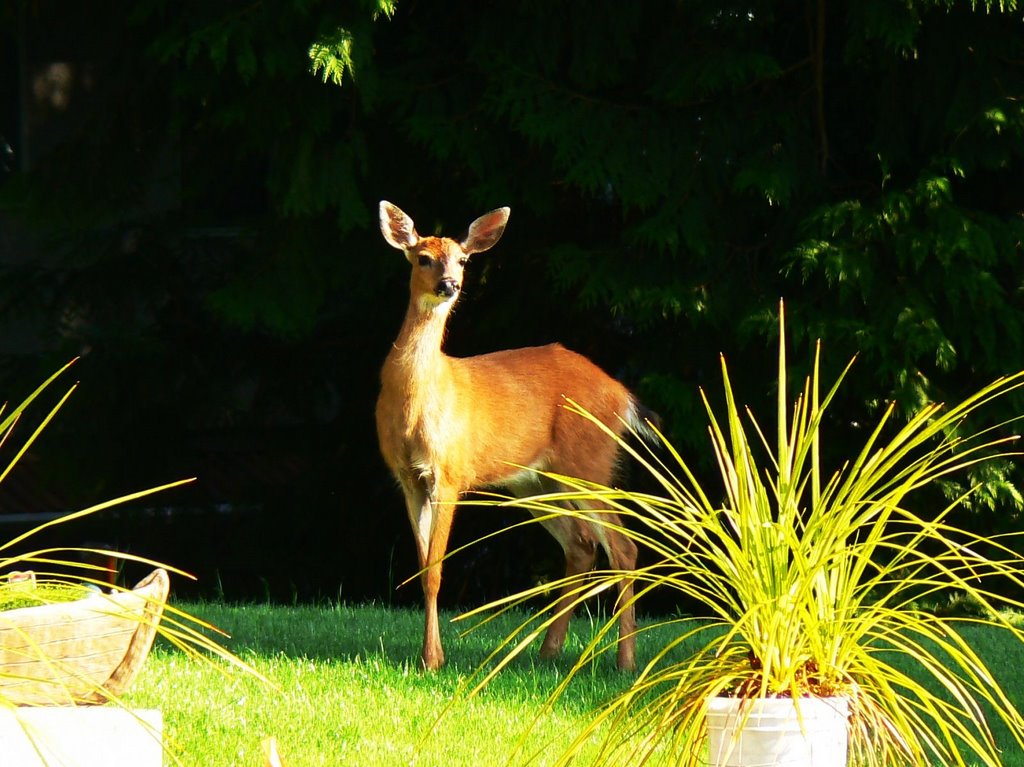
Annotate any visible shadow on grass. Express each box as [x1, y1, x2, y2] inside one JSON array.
[[164, 599, 633, 675], [159, 599, 652, 715]]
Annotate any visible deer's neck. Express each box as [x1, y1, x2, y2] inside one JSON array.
[[384, 302, 456, 422], [394, 300, 451, 369]]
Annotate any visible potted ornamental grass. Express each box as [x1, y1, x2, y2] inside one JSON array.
[[459, 303, 1024, 767], [0, 362, 266, 765]]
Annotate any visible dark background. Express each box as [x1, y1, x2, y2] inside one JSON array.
[[1, 0, 1023, 611]]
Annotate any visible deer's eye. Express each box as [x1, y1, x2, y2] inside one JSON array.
[[417, 255, 432, 267]]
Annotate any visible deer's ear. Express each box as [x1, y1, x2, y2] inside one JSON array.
[[461, 207, 510, 255], [379, 201, 420, 251]]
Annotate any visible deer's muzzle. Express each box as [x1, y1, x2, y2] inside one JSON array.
[[435, 279, 459, 299]]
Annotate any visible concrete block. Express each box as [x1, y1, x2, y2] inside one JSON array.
[[0, 707, 163, 767]]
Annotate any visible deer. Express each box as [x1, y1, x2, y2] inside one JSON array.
[[375, 200, 656, 672]]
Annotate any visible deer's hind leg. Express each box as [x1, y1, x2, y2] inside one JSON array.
[[591, 504, 638, 671], [528, 478, 637, 671], [532, 505, 599, 663]]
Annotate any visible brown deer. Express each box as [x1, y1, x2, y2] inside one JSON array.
[[375, 201, 655, 671]]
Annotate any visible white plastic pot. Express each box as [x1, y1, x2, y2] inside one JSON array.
[[706, 696, 849, 767]]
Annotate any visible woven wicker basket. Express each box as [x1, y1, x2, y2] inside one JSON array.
[[0, 568, 169, 706]]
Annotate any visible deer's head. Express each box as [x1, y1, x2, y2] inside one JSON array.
[[379, 201, 510, 313]]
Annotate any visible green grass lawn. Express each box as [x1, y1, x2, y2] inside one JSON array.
[[127, 601, 632, 767], [125, 601, 1024, 767]]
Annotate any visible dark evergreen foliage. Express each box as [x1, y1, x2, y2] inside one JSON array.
[[1, 0, 1022, 601]]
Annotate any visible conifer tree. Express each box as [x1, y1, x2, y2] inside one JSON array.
[[2, 0, 1023, 596]]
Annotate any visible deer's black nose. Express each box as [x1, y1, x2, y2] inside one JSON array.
[[435, 279, 459, 298]]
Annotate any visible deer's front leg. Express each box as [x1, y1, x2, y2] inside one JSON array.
[[401, 471, 458, 671]]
